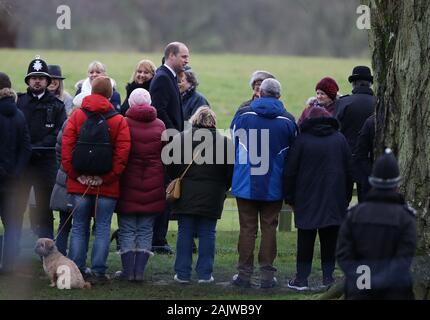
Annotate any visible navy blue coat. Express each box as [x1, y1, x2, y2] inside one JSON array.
[[182, 88, 209, 121], [284, 117, 353, 229], [335, 86, 376, 152], [0, 94, 32, 190], [150, 65, 183, 131]]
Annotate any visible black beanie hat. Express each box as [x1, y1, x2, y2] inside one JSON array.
[[0, 72, 12, 90], [368, 148, 401, 189]]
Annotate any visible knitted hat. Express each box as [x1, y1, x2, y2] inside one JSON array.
[[368, 148, 401, 189], [25, 57, 52, 86], [128, 88, 152, 107], [315, 77, 339, 101], [0, 72, 12, 90], [91, 76, 113, 99], [249, 70, 275, 89]]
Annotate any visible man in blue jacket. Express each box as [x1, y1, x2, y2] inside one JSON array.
[[230, 78, 297, 288]]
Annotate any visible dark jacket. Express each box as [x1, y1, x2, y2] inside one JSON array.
[[166, 127, 233, 219], [17, 88, 67, 185], [150, 65, 183, 131], [120, 80, 152, 116], [336, 189, 416, 300], [116, 103, 166, 215], [49, 120, 70, 212], [335, 86, 376, 152], [353, 114, 375, 197], [284, 116, 353, 229], [182, 87, 209, 121], [0, 90, 32, 190]]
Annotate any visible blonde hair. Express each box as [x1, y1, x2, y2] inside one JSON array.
[[131, 59, 156, 82], [87, 61, 107, 74], [189, 106, 216, 128]]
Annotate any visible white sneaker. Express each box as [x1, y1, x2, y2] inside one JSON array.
[[174, 274, 190, 284], [198, 276, 214, 284]]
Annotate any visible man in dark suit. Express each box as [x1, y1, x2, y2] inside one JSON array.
[[150, 42, 190, 254], [335, 66, 376, 202]]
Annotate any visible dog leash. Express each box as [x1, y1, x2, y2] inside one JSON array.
[[54, 184, 91, 243]]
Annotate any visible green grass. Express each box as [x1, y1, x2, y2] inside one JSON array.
[[0, 49, 369, 128], [0, 49, 363, 299]]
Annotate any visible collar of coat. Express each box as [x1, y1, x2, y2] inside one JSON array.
[[363, 188, 406, 205]]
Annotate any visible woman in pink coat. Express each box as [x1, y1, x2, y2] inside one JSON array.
[[115, 88, 166, 281]]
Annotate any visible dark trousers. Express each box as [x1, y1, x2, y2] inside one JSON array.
[[296, 225, 339, 280], [0, 187, 24, 272], [56, 210, 73, 256], [152, 169, 172, 248], [19, 163, 55, 239], [152, 206, 170, 247]]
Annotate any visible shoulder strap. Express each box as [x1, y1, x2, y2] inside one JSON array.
[[81, 108, 118, 119], [179, 149, 200, 179]]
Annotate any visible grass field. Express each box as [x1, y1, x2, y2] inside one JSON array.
[[0, 49, 366, 300]]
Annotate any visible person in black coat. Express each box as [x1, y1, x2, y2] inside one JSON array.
[[336, 66, 376, 201], [120, 59, 156, 116], [166, 107, 233, 283], [0, 72, 32, 273], [16, 58, 67, 239], [150, 42, 189, 254], [178, 67, 210, 121], [284, 107, 352, 291], [353, 114, 375, 199], [337, 149, 416, 300]]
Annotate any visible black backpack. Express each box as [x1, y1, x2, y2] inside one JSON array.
[[72, 108, 119, 175]]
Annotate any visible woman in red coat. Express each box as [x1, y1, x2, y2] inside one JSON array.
[[62, 76, 131, 283], [115, 88, 166, 281]]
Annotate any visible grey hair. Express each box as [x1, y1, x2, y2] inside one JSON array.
[[352, 80, 372, 88], [189, 106, 216, 128], [260, 78, 282, 98]]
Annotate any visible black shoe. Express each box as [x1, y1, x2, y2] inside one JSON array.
[[87, 272, 110, 285], [231, 274, 251, 288], [287, 277, 309, 291], [153, 245, 174, 255], [260, 277, 277, 289]]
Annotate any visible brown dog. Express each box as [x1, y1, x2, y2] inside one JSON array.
[[35, 238, 91, 289]]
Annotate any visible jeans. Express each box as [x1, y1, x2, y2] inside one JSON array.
[[55, 210, 73, 256], [68, 194, 116, 275], [118, 214, 156, 253], [174, 215, 217, 281]]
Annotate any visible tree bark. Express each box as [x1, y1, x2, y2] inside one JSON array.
[[366, 0, 430, 299]]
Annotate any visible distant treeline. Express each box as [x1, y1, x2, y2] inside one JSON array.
[[0, 0, 369, 57]]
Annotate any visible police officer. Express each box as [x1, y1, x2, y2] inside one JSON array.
[[17, 57, 67, 239], [335, 66, 376, 201], [336, 149, 417, 300]]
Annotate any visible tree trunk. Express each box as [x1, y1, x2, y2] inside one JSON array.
[[366, 0, 430, 299]]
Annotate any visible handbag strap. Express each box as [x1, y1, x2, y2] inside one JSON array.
[[178, 149, 200, 180]]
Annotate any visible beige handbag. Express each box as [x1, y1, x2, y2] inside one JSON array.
[[166, 151, 198, 202]]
